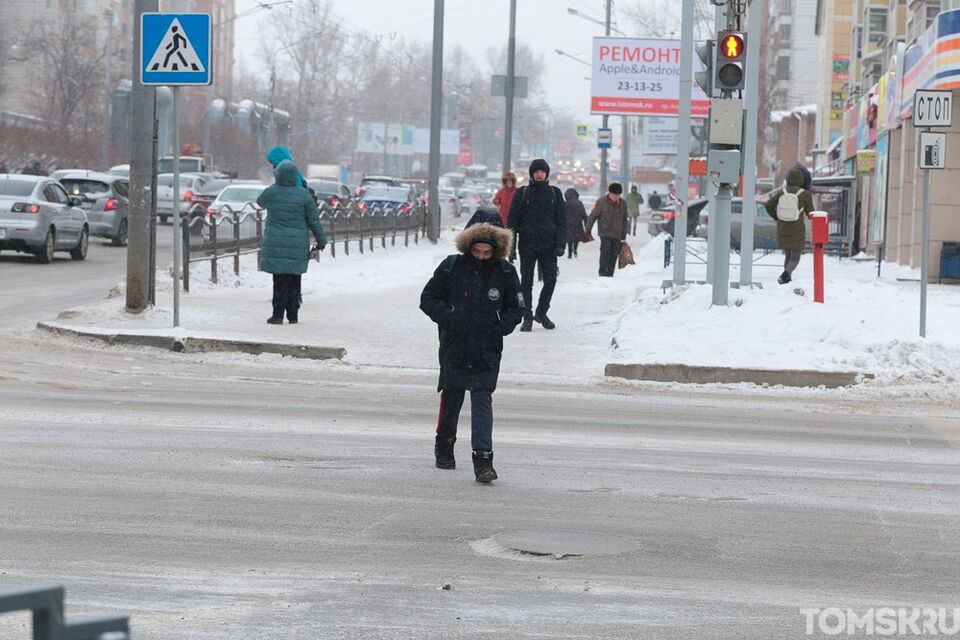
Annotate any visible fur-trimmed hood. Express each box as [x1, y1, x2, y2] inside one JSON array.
[[455, 223, 513, 260]]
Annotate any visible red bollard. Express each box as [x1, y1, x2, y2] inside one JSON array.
[[810, 212, 829, 304]]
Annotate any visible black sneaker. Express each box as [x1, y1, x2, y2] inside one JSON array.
[[435, 436, 456, 469], [520, 316, 533, 332], [267, 316, 283, 325], [534, 312, 555, 330], [777, 271, 791, 285]]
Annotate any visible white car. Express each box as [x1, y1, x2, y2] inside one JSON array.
[[206, 183, 267, 220], [156, 173, 209, 224]]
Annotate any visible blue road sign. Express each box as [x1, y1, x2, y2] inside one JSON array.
[[141, 13, 211, 86], [598, 127, 613, 149]]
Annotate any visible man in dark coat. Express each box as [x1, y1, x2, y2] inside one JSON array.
[[564, 188, 588, 258], [256, 159, 326, 324], [507, 158, 566, 331], [420, 208, 523, 483], [765, 166, 815, 285], [586, 182, 629, 277]]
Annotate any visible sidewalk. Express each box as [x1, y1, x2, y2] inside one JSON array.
[[40, 224, 960, 389]]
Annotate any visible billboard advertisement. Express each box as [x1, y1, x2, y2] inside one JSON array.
[[591, 37, 710, 117]]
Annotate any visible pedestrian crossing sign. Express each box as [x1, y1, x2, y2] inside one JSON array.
[[575, 124, 589, 138], [141, 13, 212, 86]]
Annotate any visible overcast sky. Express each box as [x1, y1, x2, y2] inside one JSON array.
[[234, 0, 638, 124]]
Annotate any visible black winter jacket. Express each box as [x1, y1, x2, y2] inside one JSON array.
[[507, 181, 567, 254], [420, 225, 524, 392]]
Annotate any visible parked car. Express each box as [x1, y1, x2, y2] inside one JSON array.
[[437, 187, 461, 219], [156, 173, 209, 224], [0, 174, 89, 262], [186, 178, 236, 218], [58, 172, 130, 246], [359, 185, 416, 215], [694, 198, 781, 251], [51, 168, 91, 181], [458, 186, 492, 215], [206, 183, 267, 220], [108, 164, 130, 178], [357, 175, 400, 197], [648, 198, 709, 238], [306, 179, 353, 208]]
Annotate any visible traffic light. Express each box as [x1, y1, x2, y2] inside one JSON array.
[[714, 31, 746, 92], [694, 39, 714, 97]]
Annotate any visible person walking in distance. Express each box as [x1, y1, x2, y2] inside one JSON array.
[[585, 182, 629, 277], [625, 185, 643, 236], [648, 189, 663, 212], [507, 159, 566, 332], [420, 208, 524, 483], [256, 159, 326, 324], [492, 172, 518, 227], [564, 188, 588, 258], [765, 166, 815, 285]]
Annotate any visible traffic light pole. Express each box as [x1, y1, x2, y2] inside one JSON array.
[[502, 0, 516, 175], [673, 0, 695, 285], [739, 0, 761, 287], [427, 0, 444, 243]]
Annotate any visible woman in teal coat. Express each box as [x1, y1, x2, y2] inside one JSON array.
[[256, 159, 326, 324]]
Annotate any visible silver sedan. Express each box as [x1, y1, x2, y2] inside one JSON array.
[[0, 174, 89, 263]]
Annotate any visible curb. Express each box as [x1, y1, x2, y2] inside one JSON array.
[[37, 323, 346, 361], [604, 363, 872, 388]]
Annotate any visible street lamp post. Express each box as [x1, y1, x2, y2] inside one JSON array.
[[566, 3, 614, 193]]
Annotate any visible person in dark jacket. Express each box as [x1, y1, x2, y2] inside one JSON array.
[[765, 166, 815, 285], [256, 160, 327, 324], [420, 208, 523, 483], [564, 188, 588, 258], [586, 183, 629, 277], [507, 158, 566, 332]]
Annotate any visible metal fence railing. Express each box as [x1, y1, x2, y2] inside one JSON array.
[[0, 584, 129, 640], [182, 201, 428, 290]]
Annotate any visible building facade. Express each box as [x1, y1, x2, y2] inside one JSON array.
[[815, 0, 854, 149]]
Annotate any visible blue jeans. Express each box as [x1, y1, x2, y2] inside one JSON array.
[[435, 389, 494, 451]]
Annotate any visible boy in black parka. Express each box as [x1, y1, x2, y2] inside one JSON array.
[[420, 208, 524, 483]]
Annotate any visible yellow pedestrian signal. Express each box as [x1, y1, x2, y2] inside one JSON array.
[[714, 31, 746, 92], [720, 34, 744, 59]]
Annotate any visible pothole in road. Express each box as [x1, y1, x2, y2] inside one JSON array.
[[472, 531, 636, 562]]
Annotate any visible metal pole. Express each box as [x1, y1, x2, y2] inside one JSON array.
[[712, 184, 732, 305], [427, 0, 444, 243], [100, 8, 114, 170], [599, 0, 611, 193], [920, 163, 930, 337], [502, 0, 517, 174], [126, 0, 158, 313], [621, 115, 630, 185], [674, 0, 695, 285], [172, 87, 182, 328], [739, 0, 761, 286]]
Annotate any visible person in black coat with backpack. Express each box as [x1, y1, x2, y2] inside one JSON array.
[[564, 188, 588, 258], [420, 208, 524, 483], [507, 158, 566, 332]]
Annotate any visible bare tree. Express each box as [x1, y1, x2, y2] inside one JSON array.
[[27, 2, 104, 134], [624, 0, 716, 40], [258, 0, 348, 162]]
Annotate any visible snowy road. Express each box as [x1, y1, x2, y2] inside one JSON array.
[[0, 225, 175, 331], [0, 333, 958, 639]]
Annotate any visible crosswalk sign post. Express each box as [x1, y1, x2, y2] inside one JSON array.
[[140, 13, 212, 328]]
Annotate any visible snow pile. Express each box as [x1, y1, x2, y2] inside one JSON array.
[[611, 247, 960, 384]]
